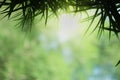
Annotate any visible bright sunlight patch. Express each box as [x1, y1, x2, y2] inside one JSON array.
[[58, 14, 81, 43]]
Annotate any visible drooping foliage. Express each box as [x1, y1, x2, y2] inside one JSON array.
[[0, 0, 120, 37]]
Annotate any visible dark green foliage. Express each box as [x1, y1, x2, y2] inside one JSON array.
[[0, 0, 120, 36], [74, 0, 120, 38], [0, 0, 68, 31], [116, 60, 120, 67], [0, 0, 119, 37]]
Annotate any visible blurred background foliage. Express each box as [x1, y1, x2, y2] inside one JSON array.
[[0, 12, 120, 80]]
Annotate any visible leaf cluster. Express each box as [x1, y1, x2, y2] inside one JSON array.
[[74, 0, 120, 38], [0, 0, 68, 31], [0, 0, 120, 37]]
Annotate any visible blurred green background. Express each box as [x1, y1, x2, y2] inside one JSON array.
[[0, 13, 120, 80]]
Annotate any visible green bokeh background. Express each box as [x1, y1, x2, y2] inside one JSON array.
[[0, 13, 120, 80]]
